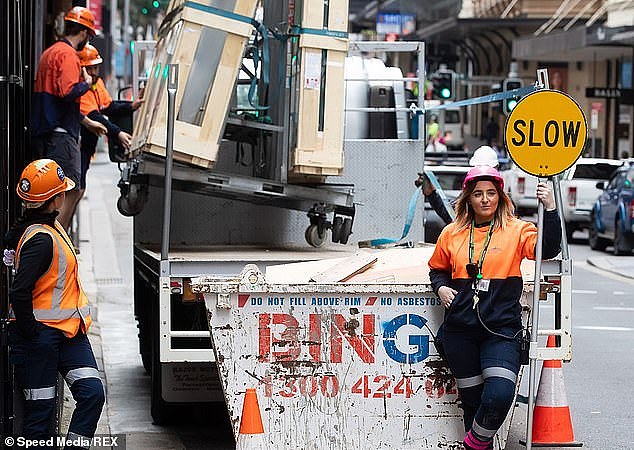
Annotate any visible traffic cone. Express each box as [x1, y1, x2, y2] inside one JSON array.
[[530, 335, 582, 447], [236, 388, 268, 449]]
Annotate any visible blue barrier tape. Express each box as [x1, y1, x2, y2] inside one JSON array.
[[364, 187, 422, 247], [424, 85, 540, 112], [292, 26, 348, 39], [184, 2, 257, 26]]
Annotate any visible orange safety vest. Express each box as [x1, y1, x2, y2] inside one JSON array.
[[79, 78, 112, 116], [12, 222, 92, 337]]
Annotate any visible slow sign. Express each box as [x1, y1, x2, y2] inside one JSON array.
[[504, 90, 588, 177]]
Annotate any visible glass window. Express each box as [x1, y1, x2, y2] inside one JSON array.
[[608, 171, 626, 190], [177, 26, 228, 126], [572, 163, 621, 180], [434, 171, 467, 191], [444, 109, 460, 124]]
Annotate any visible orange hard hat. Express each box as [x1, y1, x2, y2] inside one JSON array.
[[77, 44, 103, 67], [65, 6, 96, 36], [16, 159, 75, 206]]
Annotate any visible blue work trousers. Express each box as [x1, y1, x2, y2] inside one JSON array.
[[9, 324, 105, 449], [442, 325, 521, 443]]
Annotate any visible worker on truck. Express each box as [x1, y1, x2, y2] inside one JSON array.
[[4, 159, 105, 448], [77, 43, 143, 196], [428, 166, 561, 450], [30, 6, 106, 231]]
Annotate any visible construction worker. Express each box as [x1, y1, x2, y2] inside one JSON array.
[[30, 6, 107, 231], [5, 159, 105, 449], [428, 166, 561, 450], [77, 44, 144, 195], [416, 145, 501, 225]]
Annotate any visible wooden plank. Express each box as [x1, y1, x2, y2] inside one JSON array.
[[182, 7, 252, 37], [299, 34, 348, 52], [309, 253, 378, 283]]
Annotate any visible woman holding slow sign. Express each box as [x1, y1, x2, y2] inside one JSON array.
[[428, 165, 561, 450]]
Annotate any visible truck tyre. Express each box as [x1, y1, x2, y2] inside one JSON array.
[[565, 222, 575, 242], [134, 268, 152, 374], [331, 217, 343, 243], [588, 219, 609, 251], [613, 217, 632, 256], [339, 218, 352, 245], [138, 315, 152, 374]]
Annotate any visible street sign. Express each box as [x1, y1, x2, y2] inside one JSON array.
[[586, 87, 634, 104], [504, 90, 587, 177]]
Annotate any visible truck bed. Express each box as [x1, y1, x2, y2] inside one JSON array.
[[134, 244, 363, 277]]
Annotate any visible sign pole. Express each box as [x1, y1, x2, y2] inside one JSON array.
[[525, 70, 550, 450], [504, 68, 587, 450]]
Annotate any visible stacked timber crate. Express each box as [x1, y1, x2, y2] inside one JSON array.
[[290, 0, 349, 177], [131, 0, 259, 168]]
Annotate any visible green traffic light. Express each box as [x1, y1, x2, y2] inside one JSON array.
[[141, 7, 148, 14], [507, 99, 518, 111], [153, 0, 160, 7], [440, 88, 451, 99]]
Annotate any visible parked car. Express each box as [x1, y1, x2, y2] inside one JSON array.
[[589, 162, 634, 255], [423, 165, 470, 242], [560, 158, 623, 240], [501, 162, 539, 216]]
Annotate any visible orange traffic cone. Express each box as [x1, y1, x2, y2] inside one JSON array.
[[236, 388, 268, 450], [530, 335, 582, 447]]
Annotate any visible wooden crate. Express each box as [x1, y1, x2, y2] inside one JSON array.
[[290, 0, 349, 177], [131, 0, 258, 168]]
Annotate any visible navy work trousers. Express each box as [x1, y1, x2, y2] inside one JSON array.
[[443, 325, 521, 443], [9, 324, 105, 449]]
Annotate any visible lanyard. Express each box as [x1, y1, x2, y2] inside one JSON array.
[[468, 219, 494, 279]]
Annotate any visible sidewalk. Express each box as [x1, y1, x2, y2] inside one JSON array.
[[59, 156, 112, 445], [587, 255, 634, 279], [67, 151, 189, 449]]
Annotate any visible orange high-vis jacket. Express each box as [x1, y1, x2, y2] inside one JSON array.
[[12, 222, 92, 338], [80, 78, 112, 116]]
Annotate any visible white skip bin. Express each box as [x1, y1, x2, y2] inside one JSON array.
[[191, 256, 522, 449]]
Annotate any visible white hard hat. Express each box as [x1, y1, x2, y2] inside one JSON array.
[[469, 145, 499, 167]]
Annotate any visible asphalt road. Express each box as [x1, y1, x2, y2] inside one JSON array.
[[82, 158, 634, 450]]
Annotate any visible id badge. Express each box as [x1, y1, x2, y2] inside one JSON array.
[[476, 279, 490, 292]]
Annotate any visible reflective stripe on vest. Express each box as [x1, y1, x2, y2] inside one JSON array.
[[12, 222, 92, 336]]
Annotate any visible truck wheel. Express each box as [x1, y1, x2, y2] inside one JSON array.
[[613, 217, 632, 256], [565, 222, 575, 242], [331, 217, 343, 243], [588, 219, 608, 251], [138, 317, 152, 374], [305, 224, 326, 247], [339, 218, 352, 245]]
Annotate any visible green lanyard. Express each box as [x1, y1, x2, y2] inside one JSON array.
[[468, 219, 494, 280]]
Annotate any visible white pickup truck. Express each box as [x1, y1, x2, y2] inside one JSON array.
[[501, 163, 539, 216], [502, 158, 622, 228], [560, 158, 623, 239]]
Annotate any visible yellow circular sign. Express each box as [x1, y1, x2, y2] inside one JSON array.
[[504, 90, 587, 177]]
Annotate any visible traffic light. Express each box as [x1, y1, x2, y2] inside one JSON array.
[[502, 78, 523, 115], [432, 71, 455, 101]]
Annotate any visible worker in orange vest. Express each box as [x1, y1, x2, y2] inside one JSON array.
[[31, 7, 107, 231], [5, 159, 104, 448], [77, 44, 144, 195]]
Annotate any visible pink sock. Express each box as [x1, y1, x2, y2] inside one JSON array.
[[464, 430, 491, 450]]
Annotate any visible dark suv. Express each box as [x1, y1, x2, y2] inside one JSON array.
[[589, 162, 634, 255]]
